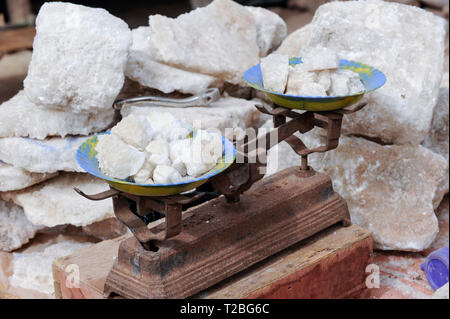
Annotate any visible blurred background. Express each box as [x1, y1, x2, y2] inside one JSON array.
[[0, 0, 448, 103]]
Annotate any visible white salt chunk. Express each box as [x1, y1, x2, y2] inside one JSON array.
[[146, 112, 193, 142], [0, 161, 57, 192], [329, 69, 363, 96], [245, 6, 287, 57], [185, 131, 223, 178], [298, 46, 340, 71], [286, 68, 326, 96], [307, 0, 447, 144], [145, 139, 171, 167], [261, 53, 289, 93], [23, 2, 132, 113], [0, 91, 114, 139], [9, 240, 91, 295], [148, 0, 259, 85], [153, 165, 183, 185], [1, 173, 114, 227], [0, 136, 90, 173], [132, 160, 155, 184], [126, 27, 218, 95], [316, 70, 332, 92], [0, 199, 41, 252], [111, 114, 154, 151], [96, 134, 146, 179]]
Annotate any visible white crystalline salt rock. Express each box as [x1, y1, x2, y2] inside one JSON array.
[[126, 27, 218, 95], [321, 136, 449, 251], [23, 2, 132, 114], [9, 240, 91, 295], [286, 68, 326, 96], [111, 114, 153, 151], [184, 131, 223, 178], [306, 0, 447, 144], [146, 112, 193, 142], [423, 87, 449, 162], [245, 6, 287, 56], [0, 91, 114, 139], [153, 165, 183, 185], [96, 134, 146, 180], [316, 70, 332, 93], [145, 139, 171, 167], [148, 0, 259, 84], [122, 96, 261, 140], [0, 199, 41, 252], [1, 173, 115, 227], [275, 24, 311, 57], [132, 160, 155, 184], [329, 69, 363, 96], [0, 136, 91, 173], [171, 159, 187, 177], [0, 161, 57, 192], [169, 139, 191, 177], [297, 46, 340, 71], [261, 53, 290, 93]]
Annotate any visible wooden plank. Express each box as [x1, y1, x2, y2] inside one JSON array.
[[0, 26, 35, 54], [53, 223, 373, 299]]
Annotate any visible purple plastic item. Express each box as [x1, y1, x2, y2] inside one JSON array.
[[421, 246, 449, 290]]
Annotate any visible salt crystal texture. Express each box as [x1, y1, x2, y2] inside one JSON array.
[[126, 27, 218, 95], [321, 136, 449, 251], [9, 240, 91, 295], [286, 68, 326, 96], [23, 2, 132, 114], [0, 136, 91, 173], [1, 173, 115, 227], [0, 91, 114, 139], [111, 114, 153, 151], [246, 6, 287, 57], [96, 134, 146, 179], [423, 87, 449, 162], [307, 0, 447, 144], [148, 0, 259, 85], [132, 161, 155, 184], [261, 54, 289, 93], [297, 46, 340, 71], [275, 24, 311, 56], [328, 69, 364, 96], [145, 139, 171, 167], [0, 199, 41, 252], [146, 112, 193, 142], [121, 96, 262, 139], [184, 131, 223, 178], [0, 162, 57, 192], [316, 70, 332, 92], [153, 165, 183, 184]]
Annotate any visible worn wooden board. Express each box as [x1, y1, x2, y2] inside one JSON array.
[[0, 26, 35, 54], [53, 223, 372, 299]]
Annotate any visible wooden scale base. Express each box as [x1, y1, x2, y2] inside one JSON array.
[[103, 167, 350, 299]]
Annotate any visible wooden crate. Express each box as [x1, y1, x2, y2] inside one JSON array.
[[53, 223, 373, 299]]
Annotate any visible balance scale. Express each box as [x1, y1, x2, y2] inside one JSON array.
[[75, 58, 386, 299]]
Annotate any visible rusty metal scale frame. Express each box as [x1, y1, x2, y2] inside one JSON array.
[[77, 100, 367, 299]]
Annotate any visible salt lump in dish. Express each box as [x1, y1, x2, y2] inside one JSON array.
[[147, 112, 193, 142], [96, 112, 223, 184], [96, 134, 146, 179], [261, 47, 365, 97], [110, 115, 153, 151]]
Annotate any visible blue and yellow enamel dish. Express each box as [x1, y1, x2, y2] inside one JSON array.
[[76, 130, 236, 196], [243, 58, 386, 111]]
